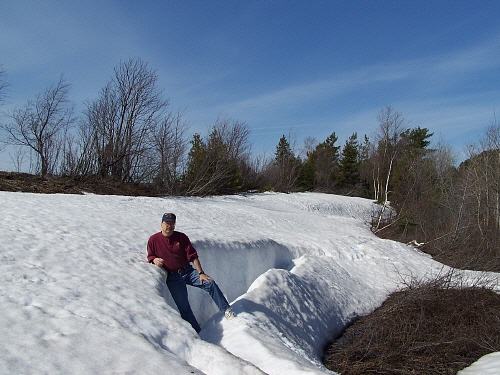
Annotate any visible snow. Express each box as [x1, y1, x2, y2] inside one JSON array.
[[459, 352, 500, 375], [0, 191, 498, 374]]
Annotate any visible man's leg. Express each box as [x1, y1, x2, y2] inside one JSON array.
[[184, 267, 231, 313], [166, 273, 201, 333]]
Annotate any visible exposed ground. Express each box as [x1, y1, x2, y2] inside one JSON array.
[[0, 171, 156, 196]]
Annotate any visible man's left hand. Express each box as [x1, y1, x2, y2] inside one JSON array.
[[199, 273, 211, 283]]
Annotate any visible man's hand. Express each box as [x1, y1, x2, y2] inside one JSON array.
[[193, 258, 211, 283], [153, 258, 164, 267], [199, 273, 211, 283]]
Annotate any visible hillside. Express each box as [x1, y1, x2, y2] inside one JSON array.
[[0, 191, 498, 374]]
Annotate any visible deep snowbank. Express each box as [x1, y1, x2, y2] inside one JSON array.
[[1, 191, 498, 375], [170, 239, 294, 325]]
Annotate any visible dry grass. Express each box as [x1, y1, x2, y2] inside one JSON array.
[[323, 274, 500, 374], [374, 219, 500, 273], [0, 171, 157, 196]]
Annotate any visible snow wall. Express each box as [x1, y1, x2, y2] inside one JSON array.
[[158, 239, 295, 325]]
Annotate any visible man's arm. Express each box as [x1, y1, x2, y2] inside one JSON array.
[[192, 258, 211, 282], [182, 234, 207, 280], [147, 237, 164, 267]]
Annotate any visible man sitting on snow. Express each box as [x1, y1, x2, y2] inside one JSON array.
[[147, 212, 235, 333]]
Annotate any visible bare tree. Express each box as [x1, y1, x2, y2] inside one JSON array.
[[483, 122, 500, 232], [0, 68, 8, 152], [58, 132, 87, 176], [9, 147, 27, 173], [375, 106, 405, 202], [270, 157, 301, 192], [0, 68, 7, 103], [83, 58, 168, 182], [300, 136, 318, 159], [1, 78, 73, 177], [150, 111, 188, 194], [370, 106, 406, 230], [457, 122, 500, 266]]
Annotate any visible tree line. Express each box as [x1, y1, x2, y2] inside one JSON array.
[[0, 59, 256, 194], [0, 58, 376, 196], [365, 109, 499, 272], [0, 60, 498, 270]]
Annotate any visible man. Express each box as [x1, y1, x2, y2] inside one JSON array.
[[147, 212, 235, 333]]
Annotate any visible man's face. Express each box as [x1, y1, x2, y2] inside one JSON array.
[[161, 220, 175, 235]]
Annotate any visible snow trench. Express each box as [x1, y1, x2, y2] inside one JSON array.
[[156, 239, 295, 326]]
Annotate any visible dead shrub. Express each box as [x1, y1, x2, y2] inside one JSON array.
[[323, 273, 500, 374]]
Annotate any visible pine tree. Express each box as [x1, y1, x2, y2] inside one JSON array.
[[359, 134, 370, 163], [393, 127, 433, 187], [298, 154, 315, 191], [185, 120, 252, 195], [207, 127, 243, 193], [339, 132, 360, 187], [272, 135, 300, 192], [357, 134, 373, 197], [275, 135, 294, 163], [311, 132, 340, 190], [401, 127, 433, 150], [184, 133, 206, 186], [324, 132, 341, 155]]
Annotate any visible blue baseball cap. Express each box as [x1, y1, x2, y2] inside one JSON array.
[[162, 213, 176, 223]]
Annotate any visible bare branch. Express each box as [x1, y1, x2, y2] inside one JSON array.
[[1, 77, 73, 177], [82, 58, 169, 182]]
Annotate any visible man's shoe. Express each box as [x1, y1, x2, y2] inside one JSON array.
[[224, 307, 235, 319]]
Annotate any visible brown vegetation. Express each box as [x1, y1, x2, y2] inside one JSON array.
[[0, 171, 156, 196], [324, 275, 500, 375], [374, 123, 500, 272]]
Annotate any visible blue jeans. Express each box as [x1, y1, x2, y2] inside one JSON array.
[[166, 265, 230, 333]]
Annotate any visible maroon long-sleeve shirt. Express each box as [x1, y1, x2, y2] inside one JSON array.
[[147, 231, 198, 272]]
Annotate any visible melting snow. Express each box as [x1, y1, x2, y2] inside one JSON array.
[[0, 191, 498, 374]]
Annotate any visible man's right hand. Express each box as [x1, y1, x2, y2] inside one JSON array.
[[153, 258, 164, 267]]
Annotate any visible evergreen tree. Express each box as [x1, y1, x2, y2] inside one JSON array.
[[401, 127, 433, 150], [184, 120, 250, 195], [358, 134, 370, 163], [324, 132, 341, 155], [206, 127, 225, 162], [357, 134, 373, 197], [298, 153, 315, 191], [311, 132, 340, 190], [275, 135, 294, 163], [339, 132, 360, 187], [207, 127, 243, 193], [391, 126, 434, 232], [272, 135, 300, 192], [184, 133, 207, 186]]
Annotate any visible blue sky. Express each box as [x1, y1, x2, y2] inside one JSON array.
[[1, 0, 499, 170]]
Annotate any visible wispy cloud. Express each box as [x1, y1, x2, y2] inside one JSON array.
[[219, 64, 410, 113], [0, 1, 152, 105], [218, 34, 500, 115], [432, 36, 500, 73], [321, 93, 498, 149]]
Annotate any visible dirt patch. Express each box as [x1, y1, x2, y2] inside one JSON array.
[[323, 282, 500, 374], [0, 171, 157, 196]]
